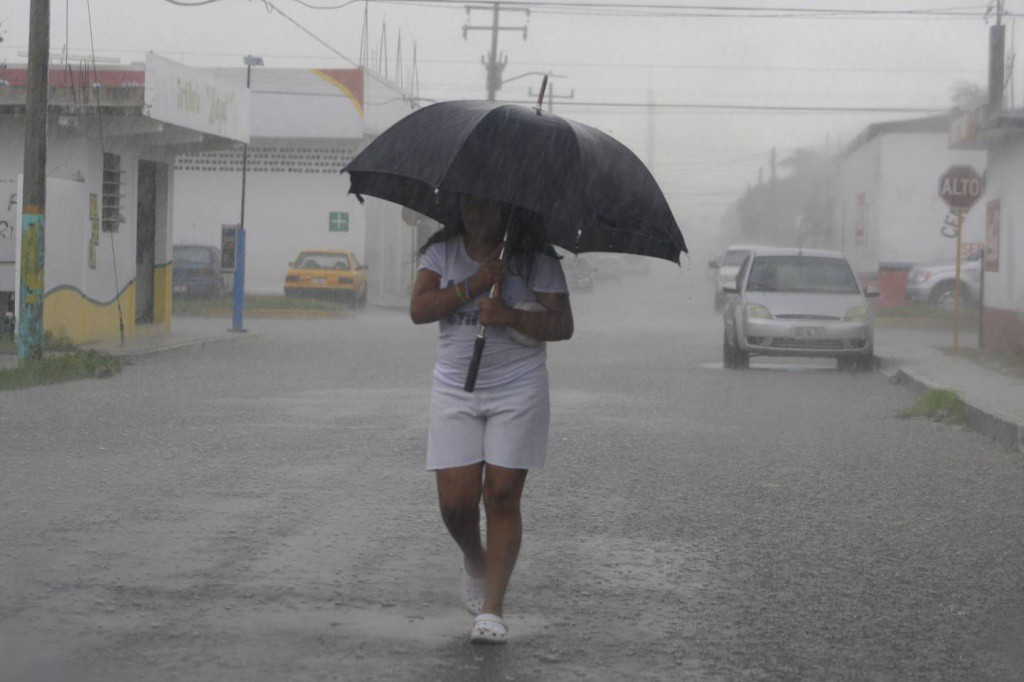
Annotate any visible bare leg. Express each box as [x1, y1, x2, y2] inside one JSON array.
[[435, 463, 486, 578], [481, 463, 529, 617]]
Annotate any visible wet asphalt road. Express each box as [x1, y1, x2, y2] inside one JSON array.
[[2, 266, 1023, 681]]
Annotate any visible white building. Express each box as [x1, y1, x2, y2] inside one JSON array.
[[170, 66, 425, 304], [951, 107, 1024, 351], [832, 115, 988, 279], [0, 55, 246, 343]]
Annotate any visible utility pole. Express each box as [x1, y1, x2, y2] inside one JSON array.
[[463, 3, 529, 101], [989, 0, 1006, 112], [230, 55, 262, 334], [770, 147, 778, 240], [19, 0, 49, 361]]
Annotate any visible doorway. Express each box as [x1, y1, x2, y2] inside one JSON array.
[[136, 160, 157, 324]]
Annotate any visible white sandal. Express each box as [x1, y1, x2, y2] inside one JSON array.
[[470, 613, 508, 644], [460, 568, 485, 616]]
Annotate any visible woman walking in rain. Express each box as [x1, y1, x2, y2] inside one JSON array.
[[409, 193, 574, 644]]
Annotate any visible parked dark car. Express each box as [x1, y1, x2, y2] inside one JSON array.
[[172, 244, 227, 298]]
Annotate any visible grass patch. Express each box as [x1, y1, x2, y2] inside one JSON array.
[[0, 329, 80, 355], [173, 295, 351, 317], [0, 350, 122, 390], [900, 388, 965, 425]]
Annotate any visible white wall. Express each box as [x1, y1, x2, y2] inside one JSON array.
[[0, 121, 140, 306], [832, 136, 882, 275], [878, 134, 986, 265], [172, 141, 367, 294], [983, 135, 1024, 313], [833, 131, 987, 275]]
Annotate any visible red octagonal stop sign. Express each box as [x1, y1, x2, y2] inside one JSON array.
[[939, 165, 985, 212]]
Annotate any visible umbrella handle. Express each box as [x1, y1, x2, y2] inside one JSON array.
[[464, 327, 488, 392], [463, 213, 515, 393]]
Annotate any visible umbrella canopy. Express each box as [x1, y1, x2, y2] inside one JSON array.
[[343, 100, 687, 263]]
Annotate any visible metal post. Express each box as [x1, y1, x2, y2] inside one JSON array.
[[978, 247, 985, 349], [19, 0, 49, 361], [953, 210, 964, 350], [231, 57, 260, 333]]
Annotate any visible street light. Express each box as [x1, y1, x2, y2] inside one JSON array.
[[230, 54, 263, 333]]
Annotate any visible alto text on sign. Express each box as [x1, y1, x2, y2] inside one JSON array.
[[938, 165, 984, 212]]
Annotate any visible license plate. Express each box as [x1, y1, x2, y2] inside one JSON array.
[[312, 278, 326, 285], [793, 326, 824, 339], [173, 284, 187, 293]]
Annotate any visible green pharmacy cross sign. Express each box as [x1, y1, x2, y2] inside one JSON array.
[[329, 211, 349, 233]]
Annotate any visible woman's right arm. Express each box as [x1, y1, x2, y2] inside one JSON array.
[[410, 257, 505, 324], [410, 268, 462, 324]]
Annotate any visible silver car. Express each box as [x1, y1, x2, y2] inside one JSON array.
[[711, 244, 760, 311], [722, 248, 878, 371], [906, 250, 982, 311]]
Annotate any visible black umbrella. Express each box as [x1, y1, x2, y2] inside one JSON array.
[[342, 89, 687, 391], [343, 100, 686, 262]]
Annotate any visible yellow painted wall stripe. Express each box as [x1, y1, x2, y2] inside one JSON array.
[[310, 70, 365, 118]]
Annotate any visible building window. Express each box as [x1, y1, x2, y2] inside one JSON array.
[[102, 152, 125, 232]]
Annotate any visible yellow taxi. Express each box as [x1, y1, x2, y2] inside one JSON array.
[[284, 249, 368, 307]]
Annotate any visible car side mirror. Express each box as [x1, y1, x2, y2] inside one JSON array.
[[288, 261, 294, 267], [708, 260, 719, 269], [864, 286, 879, 298], [722, 285, 739, 294], [361, 264, 369, 271]]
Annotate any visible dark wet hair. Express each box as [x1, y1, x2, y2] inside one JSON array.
[[419, 203, 560, 286]]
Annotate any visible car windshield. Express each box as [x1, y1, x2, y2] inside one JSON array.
[[173, 246, 212, 264], [721, 250, 750, 267], [296, 253, 350, 270], [746, 256, 861, 294]]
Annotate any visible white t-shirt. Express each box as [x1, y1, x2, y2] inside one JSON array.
[[418, 236, 569, 389]]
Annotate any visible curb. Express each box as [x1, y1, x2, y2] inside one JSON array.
[[89, 332, 260, 364], [880, 358, 1024, 454]]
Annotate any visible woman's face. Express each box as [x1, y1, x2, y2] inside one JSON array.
[[460, 195, 507, 242]]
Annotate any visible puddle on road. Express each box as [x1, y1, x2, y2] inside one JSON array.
[[699, 361, 836, 373]]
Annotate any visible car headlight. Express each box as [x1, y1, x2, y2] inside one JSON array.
[[844, 306, 868, 322], [744, 303, 772, 319], [910, 271, 931, 283]]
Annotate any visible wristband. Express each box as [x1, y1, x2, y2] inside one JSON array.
[[454, 281, 469, 304]]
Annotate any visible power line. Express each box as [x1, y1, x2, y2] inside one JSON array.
[[288, 0, 995, 20], [497, 99, 945, 113]]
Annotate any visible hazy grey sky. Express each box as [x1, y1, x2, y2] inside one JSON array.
[[1, 0, 1017, 242]]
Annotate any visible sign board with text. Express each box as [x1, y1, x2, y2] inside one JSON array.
[[145, 54, 250, 143], [938, 165, 984, 213]]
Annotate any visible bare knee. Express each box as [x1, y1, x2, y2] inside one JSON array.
[[483, 479, 523, 518]]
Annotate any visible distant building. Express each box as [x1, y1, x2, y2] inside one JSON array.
[[950, 106, 1024, 351], [832, 114, 988, 279], [170, 66, 428, 305], [0, 55, 246, 343]]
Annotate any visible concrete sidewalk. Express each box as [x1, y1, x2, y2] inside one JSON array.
[[81, 316, 259, 362], [875, 326, 1024, 453]]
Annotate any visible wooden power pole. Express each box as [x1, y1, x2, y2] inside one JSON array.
[[19, 0, 49, 361]]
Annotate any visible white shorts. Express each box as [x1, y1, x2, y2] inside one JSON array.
[[427, 367, 551, 471]]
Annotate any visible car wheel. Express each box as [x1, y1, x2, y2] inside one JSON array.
[[357, 287, 368, 309], [837, 356, 854, 372], [714, 291, 724, 312], [733, 348, 749, 369], [856, 351, 874, 373], [931, 282, 968, 313]]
